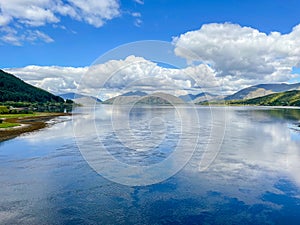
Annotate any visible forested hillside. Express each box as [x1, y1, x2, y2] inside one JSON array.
[[0, 69, 64, 103], [228, 90, 300, 106]]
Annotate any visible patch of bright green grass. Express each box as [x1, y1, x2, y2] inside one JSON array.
[[0, 113, 36, 119], [0, 112, 58, 119], [0, 122, 20, 128]]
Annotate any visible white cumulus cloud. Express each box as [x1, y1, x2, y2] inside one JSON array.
[[0, 26, 54, 45], [0, 0, 121, 45], [4, 56, 220, 99], [173, 23, 300, 85], [4, 65, 87, 94], [61, 0, 120, 28], [80, 55, 218, 98]]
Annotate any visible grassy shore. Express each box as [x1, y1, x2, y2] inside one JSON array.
[[0, 122, 20, 129], [0, 112, 71, 142]]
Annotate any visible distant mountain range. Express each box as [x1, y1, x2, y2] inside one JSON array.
[[58, 92, 87, 100], [229, 90, 300, 106], [103, 91, 145, 104], [103, 91, 221, 105], [59, 82, 300, 105], [103, 91, 185, 105], [178, 92, 224, 103], [136, 92, 185, 105], [102, 82, 300, 105], [225, 83, 300, 100], [58, 92, 102, 105], [121, 91, 147, 97], [178, 92, 211, 102], [0, 69, 64, 103]]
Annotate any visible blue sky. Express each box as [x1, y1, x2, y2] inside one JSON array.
[[1, 0, 300, 67], [1, 0, 300, 97]]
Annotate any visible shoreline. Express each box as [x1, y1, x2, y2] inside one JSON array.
[[0, 113, 71, 142]]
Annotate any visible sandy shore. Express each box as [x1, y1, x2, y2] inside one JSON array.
[[0, 113, 71, 142]]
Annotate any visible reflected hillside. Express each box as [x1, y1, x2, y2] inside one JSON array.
[[249, 108, 300, 122]]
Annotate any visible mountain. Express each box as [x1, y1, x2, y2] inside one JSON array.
[[0, 69, 64, 103], [58, 92, 86, 100], [135, 92, 185, 105], [58, 92, 102, 102], [121, 91, 147, 97], [179, 92, 225, 103], [103, 91, 147, 104], [103, 92, 185, 105], [179, 92, 208, 102], [228, 90, 300, 106], [72, 97, 102, 105], [225, 83, 300, 100], [194, 94, 225, 103]]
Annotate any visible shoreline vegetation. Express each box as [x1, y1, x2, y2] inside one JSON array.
[[198, 90, 300, 107], [0, 102, 74, 142], [0, 69, 75, 142], [0, 112, 71, 142]]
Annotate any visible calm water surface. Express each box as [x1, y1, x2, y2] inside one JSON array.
[[0, 106, 300, 224]]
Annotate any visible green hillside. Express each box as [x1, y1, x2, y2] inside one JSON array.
[[0, 69, 64, 103], [225, 83, 300, 100], [103, 92, 185, 105], [228, 90, 300, 106]]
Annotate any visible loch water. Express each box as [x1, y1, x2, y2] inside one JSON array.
[[1, 106, 300, 224]]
